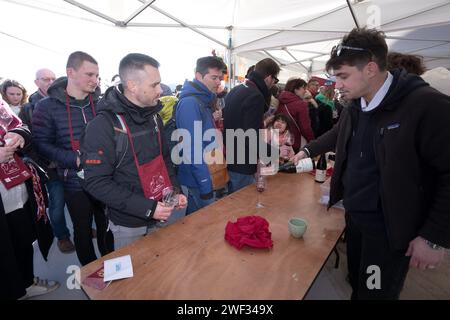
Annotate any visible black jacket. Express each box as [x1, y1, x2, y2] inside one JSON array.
[[19, 91, 44, 131], [305, 69, 450, 250], [80, 86, 179, 228], [0, 126, 53, 299], [223, 71, 271, 175]]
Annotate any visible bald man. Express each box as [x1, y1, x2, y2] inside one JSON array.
[[19, 68, 56, 130]]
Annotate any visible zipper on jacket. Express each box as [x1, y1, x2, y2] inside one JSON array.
[[81, 107, 88, 124], [153, 115, 159, 132]]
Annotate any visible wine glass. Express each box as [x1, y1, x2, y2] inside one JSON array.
[[162, 186, 180, 207], [159, 186, 180, 225], [255, 168, 265, 209], [216, 97, 225, 111]]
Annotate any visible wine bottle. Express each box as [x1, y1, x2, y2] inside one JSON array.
[[315, 154, 327, 183], [278, 158, 315, 173]]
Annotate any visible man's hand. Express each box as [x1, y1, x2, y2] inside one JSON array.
[[289, 150, 307, 165], [176, 194, 188, 209], [0, 146, 16, 163], [153, 202, 174, 221], [406, 236, 446, 270], [4, 132, 24, 150], [263, 115, 275, 128]]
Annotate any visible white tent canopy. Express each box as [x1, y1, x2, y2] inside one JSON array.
[[1, 0, 449, 89]]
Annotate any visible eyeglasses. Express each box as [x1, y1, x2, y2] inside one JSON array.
[[38, 77, 56, 83], [272, 75, 279, 84], [331, 43, 372, 57]]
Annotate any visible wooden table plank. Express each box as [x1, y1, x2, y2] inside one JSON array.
[[80, 173, 345, 300]]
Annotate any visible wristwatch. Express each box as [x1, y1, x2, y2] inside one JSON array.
[[424, 239, 443, 250]]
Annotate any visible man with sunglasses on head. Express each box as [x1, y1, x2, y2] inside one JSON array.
[[291, 28, 450, 300], [223, 58, 280, 193]]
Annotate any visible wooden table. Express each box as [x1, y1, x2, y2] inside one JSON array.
[[80, 173, 345, 300]]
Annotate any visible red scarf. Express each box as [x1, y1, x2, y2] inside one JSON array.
[[26, 163, 47, 223]]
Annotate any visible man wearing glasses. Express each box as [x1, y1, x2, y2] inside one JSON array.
[[19, 69, 55, 130], [223, 58, 280, 193], [291, 28, 450, 299]]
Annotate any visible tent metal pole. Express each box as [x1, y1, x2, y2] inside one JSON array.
[[136, 0, 227, 48], [283, 47, 308, 71], [63, 0, 118, 24], [227, 27, 234, 89], [345, 0, 360, 29], [123, 0, 156, 25]]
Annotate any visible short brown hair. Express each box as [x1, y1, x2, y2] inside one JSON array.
[[255, 58, 280, 78], [284, 78, 307, 93], [66, 51, 98, 70]]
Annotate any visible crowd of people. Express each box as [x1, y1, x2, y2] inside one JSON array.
[[1, 27, 449, 300]]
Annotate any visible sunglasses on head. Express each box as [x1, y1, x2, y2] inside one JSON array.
[[331, 43, 372, 57]]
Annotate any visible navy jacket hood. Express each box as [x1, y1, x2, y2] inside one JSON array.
[[47, 76, 101, 104]]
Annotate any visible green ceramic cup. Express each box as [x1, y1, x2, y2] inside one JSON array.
[[288, 218, 308, 238]]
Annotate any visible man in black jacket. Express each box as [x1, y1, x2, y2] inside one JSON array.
[[223, 58, 280, 193], [291, 28, 450, 299], [80, 53, 186, 250]]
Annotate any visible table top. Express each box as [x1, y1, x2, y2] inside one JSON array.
[[80, 173, 345, 300]]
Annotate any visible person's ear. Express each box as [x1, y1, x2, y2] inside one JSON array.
[[126, 79, 138, 95], [365, 61, 379, 78], [195, 72, 203, 82]]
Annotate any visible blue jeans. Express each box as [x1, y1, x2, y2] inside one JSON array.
[[228, 171, 255, 194], [46, 179, 70, 240], [185, 186, 215, 215]]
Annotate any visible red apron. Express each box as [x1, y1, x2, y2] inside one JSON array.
[[65, 92, 96, 151], [0, 153, 32, 189], [119, 114, 172, 201]]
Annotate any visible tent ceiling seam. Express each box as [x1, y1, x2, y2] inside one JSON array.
[[233, 3, 349, 51]]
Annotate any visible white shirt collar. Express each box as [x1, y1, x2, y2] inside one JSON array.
[[360, 72, 393, 112]]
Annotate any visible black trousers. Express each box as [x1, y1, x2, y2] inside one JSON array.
[[1, 203, 35, 299], [345, 212, 411, 300], [65, 190, 113, 266]]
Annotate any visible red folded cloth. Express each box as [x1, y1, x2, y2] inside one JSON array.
[[225, 215, 273, 250]]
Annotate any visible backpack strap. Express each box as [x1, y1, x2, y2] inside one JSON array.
[[100, 110, 128, 168]]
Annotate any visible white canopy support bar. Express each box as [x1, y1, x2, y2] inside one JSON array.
[[63, 0, 118, 25], [283, 47, 308, 70], [137, 0, 228, 48], [123, 0, 156, 26]]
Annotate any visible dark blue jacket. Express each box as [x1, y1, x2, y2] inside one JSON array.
[[175, 79, 216, 196], [32, 77, 100, 192]]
